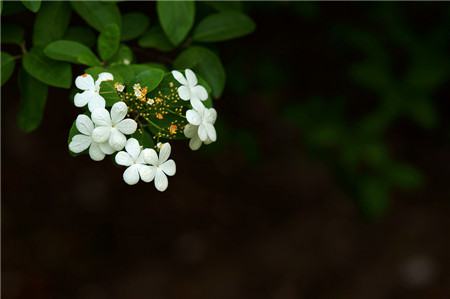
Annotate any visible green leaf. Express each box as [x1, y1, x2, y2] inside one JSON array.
[[174, 46, 225, 98], [387, 163, 423, 190], [138, 26, 174, 52], [44, 40, 101, 66], [98, 23, 120, 61], [193, 12, 255, 42], [23, 47, 72, 88], [108, 44, 134, 66], [1, 52, 15, 86], [1, 2, 27, 16], [157, 0, 195, 46], [33, 1, 71, 46], [121, 12, 150, 41], [1, 24, 25, 45], [99, 80, 121, 106], [71, 1, 121, 33], [17, 68, 48, 132], [358, 177, 390, 219], [135, 68, 165, 92], [63, 26, 97, 48], [21, 0, 41, 13]]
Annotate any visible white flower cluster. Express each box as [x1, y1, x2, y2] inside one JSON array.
[[68, 69, 217, 192]]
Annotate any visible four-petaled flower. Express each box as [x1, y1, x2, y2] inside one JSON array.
[[142, 143, 176, 192], [74, 72, 114, 112], [186, 100, 217, 143], [115, 138, 154, 185], [91, 102, 137, 151], [69, 114, 114, 161], [172, 69, 208, 107]]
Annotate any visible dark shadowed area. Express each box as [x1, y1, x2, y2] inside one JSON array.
[[2, 2, 450, 299]]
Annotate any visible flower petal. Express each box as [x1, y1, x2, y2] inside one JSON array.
[[75, 114, 94, 136], [123, 164, 141, 185], [115, 151, 134, 166], [191, 85, 208, 101], [158, 143, 171, 164], [95, 72, 114, 90], [160, 159, 176, 176], [206, 108, 217, 124], [139, 165, 156, 183], [177, 86, 191, 101], [142, 148, 158, 165], [184, 124, 197, 138], [92, 126, 111, 143], [125, 138, 141, 161], [98, 142, 115, 155], [185, 69, 198, 86], [154, 168, 168, 192], [69, 134, 91, 153], [172, 70, 187, 85], [91, 108, 111, 126], [191, 98, 205, 112], [116, 119, 137, 135], [75, 74, 95, 91], [89, 142, 105, 161], [87, 93, 106, 112], [111, 101, 128, 124], [74, 91, 90, 108], [205, 123, 216, 142], [197, 124, 207, 141], [109, 128, 127, 151], [189, 136, 202, 151], [186, 110, 201, 126]]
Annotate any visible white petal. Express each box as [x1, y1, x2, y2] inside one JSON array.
[[197, 124, 207, 141], [92, 126, 111, 143], [206, 108, 217, 124], [186, 110, 201, 126], [116, 119, 137, 135], [109, 128, 126, 151], [158, 143, 171, 164], [75, 114, 94, 136], [142, 148, 158, 165], [89, 142, 105, 161], [191, 98, 205, 112], [69, 134, 91, 153], [74, 91, 90, 108], [91, 108, 111, 126], [177, 86, 191, 101], [154, 168, 168, 192], [184, 124, 197, 138], [191, 85, 208, 101], [172, 70, 187, 85], [185, 69, 198, 86], [75, 74, 95, 91], [139, 165, 156, 183], [189, 136, 202, 151], [160, 159, 176, 176], [123, 164, 141, 185], [111, 101, 128, 124], [87, 93, 106, 112], [96, 72, 114, 84], [115, 151, 133, 166], [205, 123, 217, 142], [99, 142, 115, 155], [125, 138, 141, 161]]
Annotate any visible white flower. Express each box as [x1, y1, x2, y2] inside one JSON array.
[[142, 143, 176, 192], [185, 100, 217, 143], [115, 138, 154, 185], [74, 72, 114, 112], [91, 102, 137, 151], [114, 82, 125, 92], [172, 69, 208, 107], [184, 124, 214, 151], [69, 114, 114, 161]]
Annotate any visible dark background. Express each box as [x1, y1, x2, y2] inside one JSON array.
[[3, 2, 450, 299]]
